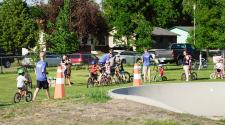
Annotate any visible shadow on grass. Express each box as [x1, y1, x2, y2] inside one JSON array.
[[196, 78, 209, 80], [165, 79, 177, 82], [166, 67, 182, 70], [0, 103, 13, 107]]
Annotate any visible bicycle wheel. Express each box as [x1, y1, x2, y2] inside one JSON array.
[[99, 77, 105, 86], [87, 77, 94, 88], [210, 73, 216, 79], [14, 92, 21, 103], [191, 72, 198, 80], [130, 75, 133, 82], [181, 73, 186, 81], [123, 71, 130, 83], [114, 75, 121, 84], [162, 76, 167, 81], [105, 76, 112, 85], [25, 91, 33, 102], [152, 75, 158, 82], [119, 75, 126, 84]]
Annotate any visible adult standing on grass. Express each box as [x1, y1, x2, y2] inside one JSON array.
[[142, 48, 153, 83], [99, 49, 113, 66], [182, 50, 191, 82], [32, 51, 50, 101]]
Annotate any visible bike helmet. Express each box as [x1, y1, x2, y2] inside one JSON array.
[[158, 64, 163, 67], [17, 68, 25, 74], [91, 60, 96, 65]]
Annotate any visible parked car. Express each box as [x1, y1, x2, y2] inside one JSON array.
[[149, 43, 207, 65], [68, 53, 99, 65], [116, 51, 142, 65], [21, 52, 61, 67], [0, 48, 14, 68]]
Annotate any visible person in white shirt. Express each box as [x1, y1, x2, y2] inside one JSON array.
[[17, 68, 28, 96]]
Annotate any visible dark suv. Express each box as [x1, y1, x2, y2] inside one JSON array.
[[68, 53, 99, 65], [0, 48, 14, 68]]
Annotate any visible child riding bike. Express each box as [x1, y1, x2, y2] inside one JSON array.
[[89, 61, 99, 82], [210, 57, 224, 79], [17, 68, 28, 97], [14, 68, 33, 103], [215, 58, 224, 78]]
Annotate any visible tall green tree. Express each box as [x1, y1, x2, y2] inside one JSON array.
[[47, 0, 78, 54], [0, 0, 38, 54], [102, 0, 181, 51], [183, 0, 225, 49]]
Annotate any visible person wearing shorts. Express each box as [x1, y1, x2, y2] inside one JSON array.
[[182, 50, 191, 82], [32, 51, 50, 101], [142, 48, 153, 83], [61, 55, 72, 86]]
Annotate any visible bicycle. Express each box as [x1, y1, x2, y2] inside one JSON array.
[[152, 64, 167, 82], [87, 73, 99, 88], [181, 72, 197, 81], [113, 64, 130, 84], [209, 69, 225, 79], [99, 72, 113, 86], [13, 83, 33, 103], [192, 58, 208, 70]]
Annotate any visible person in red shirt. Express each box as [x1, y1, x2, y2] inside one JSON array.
[[89, 61, 99, 82]]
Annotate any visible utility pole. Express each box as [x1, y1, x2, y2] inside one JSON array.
[[193, 3, 196, 45]]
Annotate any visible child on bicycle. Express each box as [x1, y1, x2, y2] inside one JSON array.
[[215, 58, 224, 78], [17, 68, 28, 96], [105, 61, 111, 76], [89, 61, 99, 82]]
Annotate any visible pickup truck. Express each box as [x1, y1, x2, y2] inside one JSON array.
[[0, 48, 15, 68], [149, 43, 206, 65]]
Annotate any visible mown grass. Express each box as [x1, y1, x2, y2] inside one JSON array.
[[0, 64, 224, 105]]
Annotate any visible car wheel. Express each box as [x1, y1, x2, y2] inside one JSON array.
[[4, 60, 11, 68], [177, 58, 183, 65]]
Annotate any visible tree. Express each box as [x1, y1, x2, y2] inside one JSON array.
[[102, 0, 182, 51], [0, 0, 38, 54], [39, 0, 108, 47], [47, 0, 78, 54], [183, 0, 225, 49], [70, 0, 108, 44]]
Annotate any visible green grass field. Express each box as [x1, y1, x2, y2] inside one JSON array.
[[1, 64, 225, 125], [0, 64, 222, 104]]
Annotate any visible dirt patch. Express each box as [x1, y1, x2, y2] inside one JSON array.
[[0, 99, 220, 125]]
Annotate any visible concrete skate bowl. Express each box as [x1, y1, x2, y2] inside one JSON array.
[[108, 82, 225, 119]]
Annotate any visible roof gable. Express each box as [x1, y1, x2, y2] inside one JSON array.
[[152, 27, 177, 36], [170, 26, 194, 32]]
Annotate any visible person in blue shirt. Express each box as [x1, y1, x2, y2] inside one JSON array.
[[32, 51, 50, 101], [99, 49, 113, 66], [99, 53, 111, 65], [142, 48, 153, 83]]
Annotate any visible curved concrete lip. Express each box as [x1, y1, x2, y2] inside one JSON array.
[[108, 82, 225, 119]]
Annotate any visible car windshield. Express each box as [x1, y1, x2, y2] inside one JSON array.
[[83, 54, 91, 59], [68, 54, 80, 58], [171, 44, 186, 49]]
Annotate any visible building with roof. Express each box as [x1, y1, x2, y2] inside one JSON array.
[[169, 26, 193, 43], [108, 27, 177, 49], [152, 27, 177, 49]]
